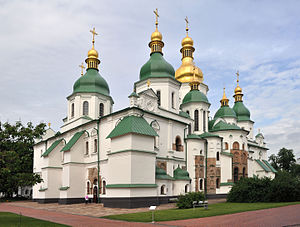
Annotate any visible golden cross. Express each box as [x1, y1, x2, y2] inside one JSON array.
[[236, 70, 239, 84], [153, 8, 159, 28], [147, 79, 151, 87], [79, 62, 85, 76], [48, 122, 51, 128], [90, 27, 98, 47], [185, 16, 189, 34]]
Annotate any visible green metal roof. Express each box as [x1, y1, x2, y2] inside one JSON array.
[[156, 166, 174, 180], [200, 132, 220, 138], [179, 111, 190, 118], [214, 106, 237, 119], [139, 52, 175, 81], [173, 167, 191, 180], [181, 89, 210, 106], [255, 133, 264, 138], [221, 151, 233, 157], [73, 68, 110, 96], [255, 159, 271, 172], [210, 120, 241, 132], [262, 160, 277, 173], [233, 101, 251, 121], [61, 131, 85, 152], [186, 134, 201, 139], [208, 119, 216, 131], [128, 91, 139, 98], [107, 115, 158, 139], [42, 139, 64, 157]]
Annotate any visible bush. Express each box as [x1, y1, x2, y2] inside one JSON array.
[[227, 172, 300, 203], [176, 192, 205, 209]]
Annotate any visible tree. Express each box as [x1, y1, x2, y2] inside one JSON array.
[[0, 121, 46, 197], [268, 147, 296, 172]]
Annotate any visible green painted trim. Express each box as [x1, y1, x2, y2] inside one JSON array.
[[221, 151, 233, 157], [61, 131, 86, 152], [248, 143, 269, 150], [59, 186, 70, 191], [220, 182, 234, 186], [171, 156, 184, 160], [41, 166, 63, 170], [156, 156, 186, 162], [255, 159, 271, 172], [38, 188, 48, 192], [107, 149, 157, 156], [106, 184, 158, 188], [61, 159, 108, 165], [41, 139, 64, 157]]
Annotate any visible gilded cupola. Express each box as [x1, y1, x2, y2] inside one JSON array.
[[214, 87, 237, 119], [175, 17, 203, 83], [85, 27, 100, 70], [149, 8, 164, 54]]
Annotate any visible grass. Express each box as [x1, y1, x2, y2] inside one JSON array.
[[103, 202, 300, 222], [0, 212, 70, 227]]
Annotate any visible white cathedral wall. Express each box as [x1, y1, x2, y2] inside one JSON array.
[[220, 155, 232, 184], [173, 180, 190, 196], [237, 121, 254, 140], [156, 180, 173, 196]]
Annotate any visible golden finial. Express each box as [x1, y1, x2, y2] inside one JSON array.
[[185, 16, 189, 35], [220, 87, 229, 106], [236, 70, 239, 85], [90, 27, 98, 48], [79, 63, 85, 76], [48, 122, 51, 128], [154, 8, 159, 28], [147, 79, 151, 88], [234, 70, 243, 102]]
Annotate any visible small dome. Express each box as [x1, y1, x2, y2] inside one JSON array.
[[73, 68, 110, 96], [181, 35, 193, 47], [233, 101, 251, 121], [87, 48, 98, 59], [151, 29, 162, 41], [214, 106, 237, 119], [235, 85, 242, 94], [181, 89, 209, 105], [173, 167, 190, 180], [139, 52, 175, 80]]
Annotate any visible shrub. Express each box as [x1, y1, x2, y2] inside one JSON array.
[[176, 192, 205, 209]]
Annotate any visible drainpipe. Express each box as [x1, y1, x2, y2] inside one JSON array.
[[184, 126, 188, 167], [97, 118, 100, 203], [204, 139, 208, 200]]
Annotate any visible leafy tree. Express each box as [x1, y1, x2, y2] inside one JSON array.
[[0, 121, 46, 198], [269, 147, 296, 172]]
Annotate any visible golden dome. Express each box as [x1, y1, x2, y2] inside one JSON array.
[[87, 47, 98, 59], [181, 35, 193, 47], [234, 85, 242, 94], [151, 28, 162, 42], [175, 64, 203, 83]]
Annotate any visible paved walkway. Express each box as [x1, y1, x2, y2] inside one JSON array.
[[1, 201, 300, 227]]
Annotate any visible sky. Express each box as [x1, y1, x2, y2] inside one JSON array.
[[0, 0, 299, 158]]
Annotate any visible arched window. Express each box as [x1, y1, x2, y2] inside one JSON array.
[[216, 178, 220, 189], [216, 152, 220, 161], [188, 124, 191, 135], [200, 179, 203, 190], [203, 111, 206, 132], [85, 141, 89, 155], [225, 142, 229, 150], [185, 184, 189, 193], [83, 101, 89, 115], [242, 143, 245, 150], [234, 167, 239, 183], [171, 92, 175, 108], [102, 181, 106, 194], [87, 182, 90, 194], [243, 167, 246, 178], [233, 141, 240, 150], [194, 110, 199, 131], [160, 185, 165, 195], [94, 139, 97, 153], [71, 103, 74, 118], [186, 110, 190, 115], [175, 136, 182, 151], [157, 90, 161, 106], [99, 103, 104, 117]]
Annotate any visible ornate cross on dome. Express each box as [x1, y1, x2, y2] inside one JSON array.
[[185, 16, 189, 35], [79, 62, 85, 76], [153, 8, 159, 28], [236, 70, 239, 84], [90, 27, 98, 48]]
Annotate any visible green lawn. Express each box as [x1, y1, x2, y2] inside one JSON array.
[[0, 212, 69, 227], [103, 202, 300, 222]]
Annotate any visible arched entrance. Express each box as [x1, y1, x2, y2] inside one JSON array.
[[93, 179, 98, 203], [233, 167, 239, 183]]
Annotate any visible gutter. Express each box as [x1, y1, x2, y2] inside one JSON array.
[[97, 118, 101, 203], [204, 139, 208, 200]]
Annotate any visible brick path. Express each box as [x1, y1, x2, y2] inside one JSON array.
[[161, 204, 300, 227]]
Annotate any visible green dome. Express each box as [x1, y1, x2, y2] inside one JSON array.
[[182, 90, 210, 105], [173, 167, 190, 180], [139, 52, 175, 80], [210, 120, 241, 132], [156, 166, 174, 180], [233, 101, 251, 121], [214, 106, 237, 119], [73, 68, 110, 96]]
